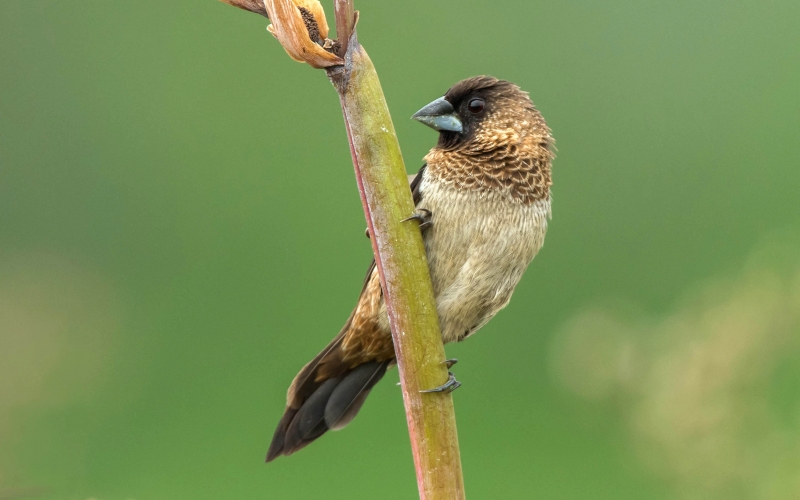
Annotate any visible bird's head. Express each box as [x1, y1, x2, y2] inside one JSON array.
[[412, 76, 554, 204], [412, 76, 551, 153]]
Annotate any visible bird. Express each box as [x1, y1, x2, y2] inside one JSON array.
[[266, 76, 554, 462]]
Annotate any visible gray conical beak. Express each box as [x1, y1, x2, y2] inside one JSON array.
[[411, 97, 463, 133]]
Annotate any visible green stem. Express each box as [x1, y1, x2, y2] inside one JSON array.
[[327, 28, 466, 500], [221, 0, 466, 495]]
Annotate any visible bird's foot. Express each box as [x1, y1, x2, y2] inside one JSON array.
[[420, 371, 461, 394], [442, 358, 458, 369], [401, 208, 433, 231]]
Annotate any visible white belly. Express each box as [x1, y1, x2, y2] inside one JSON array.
[[417, 177, 550, 343]]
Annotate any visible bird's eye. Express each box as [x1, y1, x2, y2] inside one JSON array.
[[467, 98, 485, 113]]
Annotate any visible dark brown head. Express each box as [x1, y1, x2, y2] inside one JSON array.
[[413, 76, 554, 204], [412, 76, 552, 153]]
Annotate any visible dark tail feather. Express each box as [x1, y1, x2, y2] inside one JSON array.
[[266, 360, 389, 462]]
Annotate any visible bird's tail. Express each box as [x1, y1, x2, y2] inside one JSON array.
[[266, 334, 390, 462]]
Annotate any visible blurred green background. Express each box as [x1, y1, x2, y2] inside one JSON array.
[[2, 1, 800, 499]]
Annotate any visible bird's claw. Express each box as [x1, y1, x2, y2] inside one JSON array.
[[401, 208, 433, 231], [369, 209, 432, 237], [442, 358, 458, 369], [420, 371, 461, 394]]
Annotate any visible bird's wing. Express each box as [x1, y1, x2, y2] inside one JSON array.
[[290, 164, 428, 384], [409, 163, 427, 206], [266, 165, 428, 461], [336, 163, 428, 357]]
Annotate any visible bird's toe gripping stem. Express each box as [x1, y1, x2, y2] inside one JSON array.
[[442, 358, 458, 369], [401, 208, 433, 231], [420, 359, 461, 393], [367, 209, 432, 238], [420, 371, 461, 394]]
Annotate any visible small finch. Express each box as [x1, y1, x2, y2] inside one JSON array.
[[267, 76, 554, 461]]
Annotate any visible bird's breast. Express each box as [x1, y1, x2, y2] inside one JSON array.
[[416, 174, 550, 343]]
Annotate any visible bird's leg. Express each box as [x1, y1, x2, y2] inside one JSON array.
[[420, 371, 461, 393], [401, 208, 433, 231]]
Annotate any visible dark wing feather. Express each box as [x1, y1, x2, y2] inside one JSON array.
[[410, 164, 427, 206], [266, 165, 427, 462]]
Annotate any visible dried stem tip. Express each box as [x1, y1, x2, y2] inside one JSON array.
[[264, 0, 343, 68], [220, 0, 270, 18]]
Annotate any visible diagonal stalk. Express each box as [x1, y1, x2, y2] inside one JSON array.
[[221, 0, 466, 497], [326, 15, 465, 499]]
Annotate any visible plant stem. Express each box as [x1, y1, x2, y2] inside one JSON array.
[[221, 0, 466, 496], [327, 16, 466, 500]]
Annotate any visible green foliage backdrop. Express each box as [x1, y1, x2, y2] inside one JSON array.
[[1, 1, 799, 498]]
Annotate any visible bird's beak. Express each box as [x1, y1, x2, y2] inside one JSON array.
[[411, 97, 463, 133]]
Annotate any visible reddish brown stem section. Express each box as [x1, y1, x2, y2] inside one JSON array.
[[333, 0, 355, 57]]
